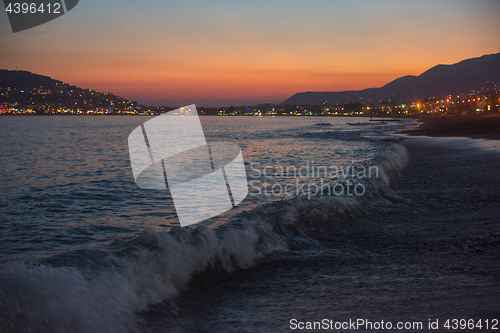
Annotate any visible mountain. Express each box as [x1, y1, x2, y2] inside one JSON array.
[[280, 53, 500, 106], [0, 69, 137, 113], [0, 69, 62, 90]]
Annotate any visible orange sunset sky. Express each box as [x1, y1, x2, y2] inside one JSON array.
[[1, 0, 500, 106]]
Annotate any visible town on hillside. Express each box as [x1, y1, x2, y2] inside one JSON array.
[[1, 81, 498, 117]]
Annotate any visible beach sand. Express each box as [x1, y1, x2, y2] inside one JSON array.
[[141, 136, 500, 332], [402, 116, 500, 140]]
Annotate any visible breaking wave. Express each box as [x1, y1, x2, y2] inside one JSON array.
[[0, 144, 407, 333]]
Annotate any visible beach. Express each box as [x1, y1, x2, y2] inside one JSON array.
[[402, 115, 500, 140], [2, 0, 499, 330], [1, 117, 499, 332], [140, 136, 500, 332]]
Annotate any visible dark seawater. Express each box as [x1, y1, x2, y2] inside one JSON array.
[[0, 115, 413, 332]]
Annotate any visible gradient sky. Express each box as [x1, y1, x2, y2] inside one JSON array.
[[1, 0, 499, 106]]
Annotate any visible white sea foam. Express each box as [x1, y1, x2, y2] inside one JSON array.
[[0, 144, 407, 333]]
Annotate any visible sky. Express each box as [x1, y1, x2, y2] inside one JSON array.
[[1, 0, 499, 107]]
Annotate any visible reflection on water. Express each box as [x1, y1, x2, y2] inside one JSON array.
[[0, 115, 410, 262]]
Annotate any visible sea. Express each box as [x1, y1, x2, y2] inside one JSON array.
[[0, 115, 414, 332]]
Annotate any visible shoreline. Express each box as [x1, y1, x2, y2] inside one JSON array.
[[145, 136, 500, 331], [401, 115, 500, 140], [1, 123, 499, 332]]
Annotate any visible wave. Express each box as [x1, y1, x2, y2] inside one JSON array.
[[301, 130, 362, 141], [0, 144, 407, 333], [312, 122, 334, 127]]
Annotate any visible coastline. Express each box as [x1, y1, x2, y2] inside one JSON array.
[[1, 119, 499, 332], [401, 115, 500, 140], [142, 136, 500, 332]]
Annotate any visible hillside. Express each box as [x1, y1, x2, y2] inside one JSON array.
[[0, 70, 62, 90], [280, 53, 500, 106], [0, 69, 136, 114]]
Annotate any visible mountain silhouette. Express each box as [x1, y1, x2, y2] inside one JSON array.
[[280, 53, 500, 106], [0, 69, 135, 112], [0, 69, 62, 90]]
